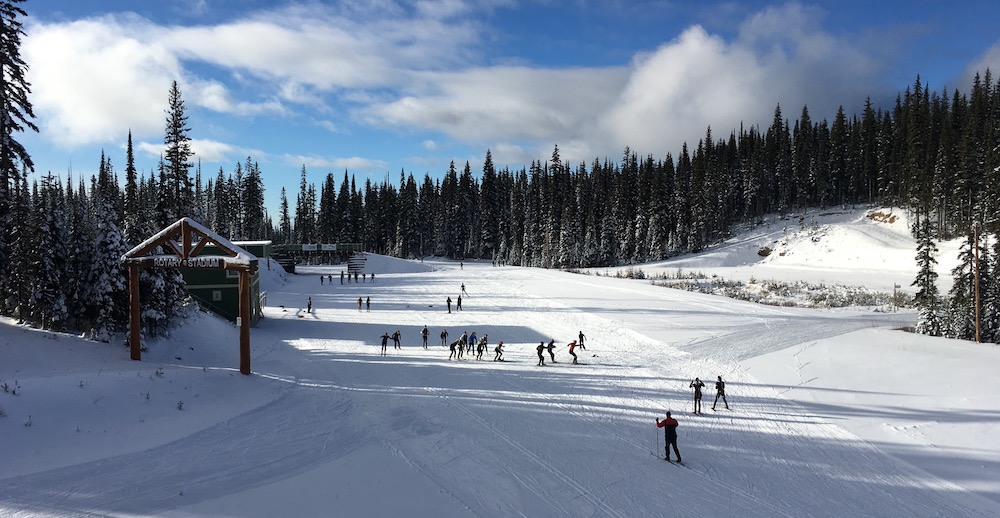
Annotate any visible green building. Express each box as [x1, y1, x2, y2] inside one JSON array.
[[181, 241, 272, 324]]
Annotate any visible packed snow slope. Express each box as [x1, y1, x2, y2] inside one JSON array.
[[1, 210, 999, 517]]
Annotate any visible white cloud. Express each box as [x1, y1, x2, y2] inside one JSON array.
[[282, 154, 387, 171], [24, 15, 178, 147], [961, 40, 1000, 90], [136, 138, 259, 164]]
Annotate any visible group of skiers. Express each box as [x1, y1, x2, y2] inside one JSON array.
[[445, 283, 469, 313], [654, 376, 732, 463], [443, 330, 500, 361], [320, 271, 375, 285], [534, 331, 587, 365], [688, 375, 729, 414]]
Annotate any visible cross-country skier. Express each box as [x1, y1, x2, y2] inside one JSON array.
[[457, 332, 468, 359], [690, 378, 705, 414], [469, 331, 478, 353], [476, 335, 487, 360], [449, 339, 459, 360], [307, 296, 312, 313], [494, 341, 504, 361], [712, 376, 729, 411], [392, 330, 401, 349], [457, 295, 463, 311], [578, 331, 586, 349], [422, 326, 429, 349], [340, 271, 345, 284], [536, 342, 546, 366], [366, 296, 370, 312], [656, 411, 682, 462], [447, 297, 452, 313], [357, 297, 362, 312], [380, 333, 390, 356], [320, 276, 324, 285], [567, 340, 579, 364], [461, 283, 468, 295], [440, 329, 449, 346], [546, 339, 557, 363]]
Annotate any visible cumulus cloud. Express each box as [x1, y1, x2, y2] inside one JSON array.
[[23, 2, 480, 149], [24, 15, 178, 147], [24, 1, 891, 170]]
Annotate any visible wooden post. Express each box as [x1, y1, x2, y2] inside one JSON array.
[[238, 269, 251, 374], [129, 264, 141, 360]]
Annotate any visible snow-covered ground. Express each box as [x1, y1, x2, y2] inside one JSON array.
[[1, 208, 998, 517]]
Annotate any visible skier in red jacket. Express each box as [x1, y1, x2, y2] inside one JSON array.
[[567, 340, 579, 364], [656, 411, 682, 463]]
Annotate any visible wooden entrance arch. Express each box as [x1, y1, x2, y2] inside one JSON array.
[[121, 217, 259, 374]]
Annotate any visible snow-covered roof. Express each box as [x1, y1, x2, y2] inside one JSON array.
[[121, 217, 258, 269]]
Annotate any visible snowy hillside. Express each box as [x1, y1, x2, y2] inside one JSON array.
[[1, 213, 998, 517]]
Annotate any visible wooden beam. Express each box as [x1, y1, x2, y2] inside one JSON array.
[[238, 270, 251, 375], [129, 265, 141, 360]]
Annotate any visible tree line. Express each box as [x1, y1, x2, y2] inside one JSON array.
[[1, 0, 998, 342]]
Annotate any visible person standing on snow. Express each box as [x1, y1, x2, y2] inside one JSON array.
[[366, 296, 371, 312], [656, 411, 682, 462], [380, 333, 390, 356], [357, 297, 362, 312], [320, 276, 324, 286], [713, 375, 729, 411], [493, 341, 504, 361], [440, 329, 449, 346], [476, 335, 487, 360], [536, 342, 546, 366], [392, 330, 401, 349], [457, 295, 463, 311], [468, 331, 478, 353], [340, 271, 345, 284], [578, 331, 586, 349], [307, 296, 312, 313], [546, 339, 557, 363], [447, 296, 452, 313], [690, 377, 705, 414], [567, 340, 579, 364], [422, 326, 429, 349]]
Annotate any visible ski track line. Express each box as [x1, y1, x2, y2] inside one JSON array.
[[485, 362, 802, 518], [384, 357, 623, 518]]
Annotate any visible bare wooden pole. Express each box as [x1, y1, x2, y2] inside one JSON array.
[[239, 269, 251, 374], [129, 264, 141, 360]]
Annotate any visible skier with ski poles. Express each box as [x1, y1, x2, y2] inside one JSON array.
[[546, 339, 557, 363], [713, 375, 730, 411], [567, 340, 579, 364], [476, 335, 487, 360], [690, 377, 705, 414], [656, 411, 682, 463], [421, 325, 429, 349], [380, 332, 390, 356]]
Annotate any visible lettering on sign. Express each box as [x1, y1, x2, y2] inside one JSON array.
[[153, 257, 223, 268]]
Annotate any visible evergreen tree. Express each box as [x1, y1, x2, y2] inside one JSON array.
[[162, 81, 194, 221], [911, 212, 942, 336]]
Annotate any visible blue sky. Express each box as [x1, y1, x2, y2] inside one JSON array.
[[18, 0, 1000, 216]]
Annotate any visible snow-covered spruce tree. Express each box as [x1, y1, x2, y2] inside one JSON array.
[[911, 212, 942, 336], [944, 232, 977, 340], [29, 174, 69, 330], [0, 0, 37, 315], [64, 174, 95, 331], [5, 171, 32, 320], [88, 155, 128, 342]]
